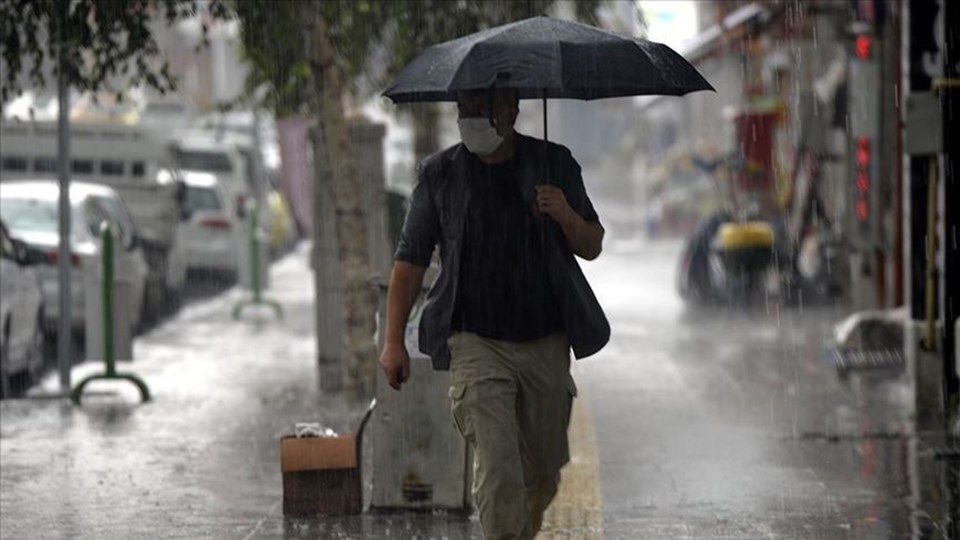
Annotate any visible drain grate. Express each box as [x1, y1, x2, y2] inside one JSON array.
[[402, 480, 433, 502], [832, 347, 905, 374]]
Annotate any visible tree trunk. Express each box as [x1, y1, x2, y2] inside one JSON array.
[[309, 122, 343, 392], [311, 11, 378, 396]]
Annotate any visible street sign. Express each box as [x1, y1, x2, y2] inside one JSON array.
[[846, 30, 882, 251]]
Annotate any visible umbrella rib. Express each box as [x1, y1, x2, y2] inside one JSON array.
[[444, 20, 539, 95]]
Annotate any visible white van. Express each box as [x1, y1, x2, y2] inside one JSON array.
[[170, 133, 251, 215]]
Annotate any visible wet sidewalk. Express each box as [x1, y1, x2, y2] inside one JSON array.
[[0, 244, 492, 539], [3, 239, 957, 539], [578, 238, 959, 539]]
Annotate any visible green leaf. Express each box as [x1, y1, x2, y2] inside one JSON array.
[[231, 0, 604, 117], [1, 0, 232, 99]]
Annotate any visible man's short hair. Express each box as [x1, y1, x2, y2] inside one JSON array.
[[457, 88, 519, 110], [493, 88, 520, 109]]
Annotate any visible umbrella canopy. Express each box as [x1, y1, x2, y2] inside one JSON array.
[[383, 16, 714, 103]]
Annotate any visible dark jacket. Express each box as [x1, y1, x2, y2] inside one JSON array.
[[395, 132, 610, 370]]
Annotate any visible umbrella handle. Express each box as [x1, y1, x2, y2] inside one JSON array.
[[542, 93, 549, 186]]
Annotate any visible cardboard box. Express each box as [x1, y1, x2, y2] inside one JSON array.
[[280, 434, 361, 516]]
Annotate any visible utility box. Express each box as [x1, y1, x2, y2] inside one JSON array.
[[83, 265, 134, 362], [370, 281, 472, 511]]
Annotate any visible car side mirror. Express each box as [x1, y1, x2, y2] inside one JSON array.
[[175, 181, 190, 221], [175, 180, 187, 204]]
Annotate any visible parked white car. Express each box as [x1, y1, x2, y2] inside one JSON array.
[[0, 180, 150, 336], [176, 171, 241, 277], [0, 219, 46, 397]]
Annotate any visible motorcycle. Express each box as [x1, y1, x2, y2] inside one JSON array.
[[677, 210, 778, 306], [677, 153, 846, 308], [676, 156, 779, 307]]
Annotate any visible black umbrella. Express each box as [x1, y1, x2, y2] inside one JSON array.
[[383, 16, 713, 182], [383, 15, 713, 104]]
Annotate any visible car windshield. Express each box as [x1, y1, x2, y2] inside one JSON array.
[[174, 149, 233, 173], [186, 186, 221, 212], [0, 197, 60, 233]]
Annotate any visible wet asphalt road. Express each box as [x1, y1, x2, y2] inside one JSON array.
[[579, 238, 957, 539], [1, 239, 956, 539]]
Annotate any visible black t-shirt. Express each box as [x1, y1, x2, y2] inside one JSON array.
[[450, 151, 564, 342]]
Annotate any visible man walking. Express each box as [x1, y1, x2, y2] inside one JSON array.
[[379, 87, 609, 540]]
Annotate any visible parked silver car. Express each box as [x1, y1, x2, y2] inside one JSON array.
[[0, 180, 150, 337], [0, 220, 45, 397]]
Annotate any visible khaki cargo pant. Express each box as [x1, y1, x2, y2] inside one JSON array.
[[447, 331, 577, 540]]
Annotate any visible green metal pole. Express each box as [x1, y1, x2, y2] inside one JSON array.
[[232, 200, 281, 321], [102, 222, 115, 377], [250, 202, 261, 303], [71, 220, 151, 404]]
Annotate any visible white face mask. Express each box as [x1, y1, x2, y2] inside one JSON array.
[[457, 117, 504, 156]]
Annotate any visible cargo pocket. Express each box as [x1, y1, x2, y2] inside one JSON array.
[[564, 374, 578, 398], [448, 383, 470, 441], [448, 382, 467, 400], [562, 375, 577, 445]]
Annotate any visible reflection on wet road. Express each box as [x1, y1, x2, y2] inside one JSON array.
[[1, 240, 956, 539], [579, 238, 957, 539]]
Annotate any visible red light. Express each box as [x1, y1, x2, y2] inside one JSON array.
[[857, 172, 870, 191], [199, 216, 232, 230], [856, 35, 872, 60], [856, 199, 868, 220], [857, 138, 871, 166], [48, 249, 80, 267]]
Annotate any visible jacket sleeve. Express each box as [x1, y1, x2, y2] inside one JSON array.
[[394, 162, 441, 267], [560, 148, 602, 226]]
